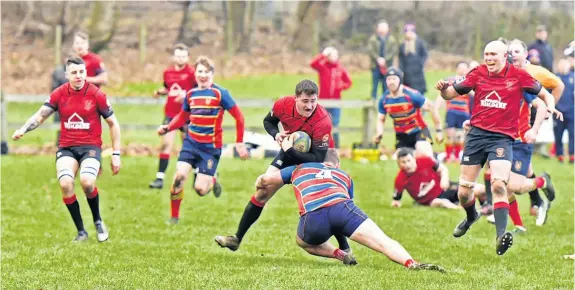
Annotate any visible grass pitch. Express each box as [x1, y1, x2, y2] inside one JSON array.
[[1, 155, 573, 289]]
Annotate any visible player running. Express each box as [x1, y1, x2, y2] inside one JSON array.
[[435, 62, 472, 163], [149, 43, 197, 189], [72, 31, 108, 87], [373, 67, 442, 159], [392, 148, 487, 209], [158, 56, 249, 224], [12, 57, 121, 242], [436, 40, 553, 255], [214, 80, 355, 261], [253, 149, 445, 272]]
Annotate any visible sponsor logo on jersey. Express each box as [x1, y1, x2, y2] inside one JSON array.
[[168, 83, 183, 97], [321, 134, 330, 147], [480, 91, 507, 109], [64, 113, 90, 130], [84, 100, 94, 111]]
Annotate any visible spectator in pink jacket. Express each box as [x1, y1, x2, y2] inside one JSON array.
[[309, 47, 353, 148]]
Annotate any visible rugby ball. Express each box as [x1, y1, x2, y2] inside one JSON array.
[[290, 131, 311, 153]]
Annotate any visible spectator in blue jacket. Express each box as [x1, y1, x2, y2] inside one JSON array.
[[554, 58, 575, 163]]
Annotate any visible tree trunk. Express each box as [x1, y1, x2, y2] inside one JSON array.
[[290, 1, 330, 52], [86, 1, 119, 53], [176, 0, 193, 43], [237, 1, 256, 53]]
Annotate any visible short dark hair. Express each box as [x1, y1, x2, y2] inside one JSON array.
[[324, 149, 340, 165], [173, 43, 189, 54], [195, 55, 215, 72], [295, 79, 318, 96], [66, 56, 85, 66], [396, 148, 414, 159]]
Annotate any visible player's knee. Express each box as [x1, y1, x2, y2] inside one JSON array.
[[194, 184, 210, 196], [173, 172, 187, 189], [491, 179, 507, 196], [58, 178, 75, 194]]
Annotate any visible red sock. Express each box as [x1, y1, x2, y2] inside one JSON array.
[[333, 249, 346, 261], [549, 144, 556, 157], [454, 143, 463, 158], [508, 200, 523, 227], [445, 144, 453, 159], [534, 176, 545, 189], [63, 194, 77, 204], [570, 155, 575, 162], [170, 186, 184, 218], [87, 187, 99, 199], [404, 259, 416, 268], [558, 155, 565, 162]]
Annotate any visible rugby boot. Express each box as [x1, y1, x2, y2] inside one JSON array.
[[149, 178, 164, 189], [409, 263, 446, 273], [540, 172, 555, 202], [214, 235, 240, 251], [343, 248, 358, 266], [496, 232, 513, 255], [95, 221, 109, 242], [73, 230, 89, 243], [453, 211, 480, 238]]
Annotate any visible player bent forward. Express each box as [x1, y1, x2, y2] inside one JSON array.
[[12, 57, 121, 242], [254, 149, 444, 272], [392, 148, 486, 209]]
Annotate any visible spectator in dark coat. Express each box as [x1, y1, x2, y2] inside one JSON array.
[[528, 25, 554, 71], [398, 24, 428, 95], [368, 21, 398, 99]]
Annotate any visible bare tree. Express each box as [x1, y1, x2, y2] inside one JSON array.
[[176, 0, 193, 43], [290, 1, 331, 52], [86, 2, 120, 53]]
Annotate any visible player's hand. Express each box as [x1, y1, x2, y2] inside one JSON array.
[[153, 90, 161, 99], [435, 79, 449, 91], [11, 129, 25, 141], [435, 131, 444, 144], [462, 120, 471, 134], [523, 128, 537, 144], [391, 200, 402, 208], [235, 143, 250, 160], [157, 125, 170, 136], [175, 90, 186, 104], [281, 136, 294, 152], [275, 131, 290, 145], [551, 108, 564, 121], [372, 134, 383, 144], [322, 47, 334, 56], [111, 155, 121, 175]]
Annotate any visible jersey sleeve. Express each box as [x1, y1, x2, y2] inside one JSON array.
[[182, 91, 192, 112], [93, 55, 105, 75], [220, 89, 237, 110], [95, 91, 114, 119], [393, 173, 405, 201], [312, 117, 333, 149], [536, 68, 562, 90], [518, 69, 543, 95], [410, 92, 426, 109], [378, 97, 387, 114], [280, 165, 297, 184], [44, 88, 61, 111], [453, 67, 479, 95], [271, 97, 286, 117]]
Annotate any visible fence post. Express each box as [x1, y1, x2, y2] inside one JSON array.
[[361, 100, 376, 147], [139, 23, 147, 64], [55, 25, 62, 66], [1, 91, 9, 155]]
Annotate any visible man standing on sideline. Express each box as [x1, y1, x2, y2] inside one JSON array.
[[554, 58, 575, 163], [368, 20, 397, 99], [399, 23, 428, 95], [72, 31, 108, 87], [309, 47, 352, 148], [528, 25, 554, 72]]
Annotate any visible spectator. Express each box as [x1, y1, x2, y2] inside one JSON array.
[[528, 49, 541, 65], [310, 47, 352, 149], [368, 20, 398, 99], [398, 23, 428, 95], [528, 25, 554, 71], [564, 41, 575, 71], [554, 58, 575, 163]]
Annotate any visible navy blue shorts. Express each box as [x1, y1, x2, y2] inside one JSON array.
[[511, 141, 533, 176], [445, 111, 470, 129], [461, 127, 513, 167], [297, 200, 368, 246], [395, 128, 433, 150], [177, 138, 221, 176]]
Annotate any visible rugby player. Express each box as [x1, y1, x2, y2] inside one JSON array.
[[72, 31, 108, 87]]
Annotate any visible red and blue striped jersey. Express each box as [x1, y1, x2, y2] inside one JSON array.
[[444, 76, 471, 114], [182, 83, 236, 148], [378, 87, 427, 134], [281, 163, 354, 216]]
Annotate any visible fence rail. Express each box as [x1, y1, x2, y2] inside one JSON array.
[[1, 93, 376, 154]]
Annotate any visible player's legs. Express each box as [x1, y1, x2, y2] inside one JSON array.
[[150, 128, 178, 189], [452, 164, 482, 237], [326, 108, 341, 149], [215, 165, 283, 250], [191, 149, 221, 196], [567, 116, 575, 162], [56, 153, 86, 241], [553, 118, 567, 161], [445, 127, 456, 161], [414, 141, 434, 159], [169, 161, 194, 223], [78, 155, 109, 242]]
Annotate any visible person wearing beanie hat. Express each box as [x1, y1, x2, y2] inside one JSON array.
[[374, 66, 442, 159], [398, 23, 429, 95]]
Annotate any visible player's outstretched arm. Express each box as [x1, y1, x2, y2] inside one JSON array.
[[436, 164, 451, 191], [105, 114, 122, 175], [423, 99, 443, 142], [263, 111, 283, 139], [436, 81, 459, 100], [12, 105, 55, 140], [159, 111, 191, 135], [373, 113, 386, 144], [227, 105, 249, 160]]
